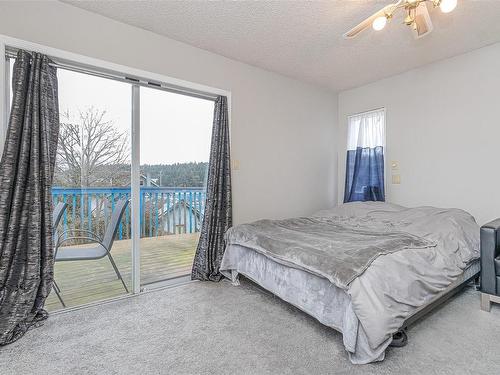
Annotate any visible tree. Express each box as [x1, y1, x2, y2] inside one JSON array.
[[140, 162, 208, 187], [55, 107, 130, 187]]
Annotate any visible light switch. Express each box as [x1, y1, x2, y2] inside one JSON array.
[[232, 160, 240, 170], [392, 174, 401, 184], [391, 161, 399, 170]]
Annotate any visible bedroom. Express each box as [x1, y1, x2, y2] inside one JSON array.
[[0, 0, 498, 374]]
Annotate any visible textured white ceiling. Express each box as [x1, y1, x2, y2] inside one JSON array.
[[62, 0, 500, 92]]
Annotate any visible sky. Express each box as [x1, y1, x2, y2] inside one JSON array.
[[10, 59, 213, 165]]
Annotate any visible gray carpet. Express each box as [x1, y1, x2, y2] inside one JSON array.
[[0, 279, 498, 375]]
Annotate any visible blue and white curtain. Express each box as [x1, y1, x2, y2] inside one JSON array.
[[344, 109, 385, 203]]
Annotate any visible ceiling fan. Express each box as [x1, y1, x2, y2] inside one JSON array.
[[344, 0, 457, 39]]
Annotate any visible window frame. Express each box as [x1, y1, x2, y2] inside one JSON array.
[[0, 34, 232, 298], [0, 44, 9, 157], [345, 107, 387, 200]]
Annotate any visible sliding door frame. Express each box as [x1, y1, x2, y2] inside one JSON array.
[[131, 84, 141, 294], [0, 34, 232, 298], [0, 42, 8, 157]]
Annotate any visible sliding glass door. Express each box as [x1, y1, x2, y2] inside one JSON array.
[[139, 87, 213, 286], [3, 44, 220, 311], [47, 69, 133, 310]]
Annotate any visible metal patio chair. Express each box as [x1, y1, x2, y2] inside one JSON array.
[[54, 198, 130, 306], [52, 201, 68, 307]]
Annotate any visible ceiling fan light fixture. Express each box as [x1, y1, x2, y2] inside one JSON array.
[[438, 0, 457, 13], [345, 0, 456, 39], [372, 16, 387, 31]]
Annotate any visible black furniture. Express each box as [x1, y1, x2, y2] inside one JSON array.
[[480, 219, 500, 311]]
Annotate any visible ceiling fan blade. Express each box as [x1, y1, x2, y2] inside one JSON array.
[[412, 2, 434, 39], [343, 13, 381, 38], [343, 3, 399, 39]]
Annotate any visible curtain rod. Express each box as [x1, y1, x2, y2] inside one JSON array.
[[347, 107, 385, 118], [5, 48, 218, 102]]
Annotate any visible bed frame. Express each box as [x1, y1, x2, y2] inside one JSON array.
[[402, 270, 479, 330], [386, 266, 480, 347], [233, 260, 480, 349]]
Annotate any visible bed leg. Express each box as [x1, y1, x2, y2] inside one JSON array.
[[390, 329, 408, 348], [480, 293, 491, 312], [473, 276, 481, 291]]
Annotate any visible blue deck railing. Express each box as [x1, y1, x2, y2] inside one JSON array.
[[52, 187, 206, 240]]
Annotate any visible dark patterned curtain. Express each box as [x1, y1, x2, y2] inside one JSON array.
[[192, 96, 232, 281], [0, 50, 59, 345]]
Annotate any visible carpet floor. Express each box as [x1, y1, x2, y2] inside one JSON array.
[[0, 279, 499, 375]]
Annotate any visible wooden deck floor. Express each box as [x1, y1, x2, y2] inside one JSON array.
[[45, 233, 199, 311]]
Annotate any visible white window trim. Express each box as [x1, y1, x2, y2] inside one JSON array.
[[346, 107, 387, 196], [0, 34, 232, 146], [0, 42, 8, 157], [0, 34, 232, 297]]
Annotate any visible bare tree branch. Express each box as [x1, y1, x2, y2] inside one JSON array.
[[54, 107, 130, 187]]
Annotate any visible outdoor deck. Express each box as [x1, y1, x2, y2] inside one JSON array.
[[45, 233, 199, 311]]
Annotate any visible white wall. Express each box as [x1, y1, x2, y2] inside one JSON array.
[[0, 1, 338, 225], [338, 42, 500, 225]]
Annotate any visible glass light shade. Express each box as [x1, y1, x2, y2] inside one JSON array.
[[372, 16, 387, 31], [439, 0, 457, 13]]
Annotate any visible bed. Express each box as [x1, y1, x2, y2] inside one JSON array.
[[219, 202, 480, 364]]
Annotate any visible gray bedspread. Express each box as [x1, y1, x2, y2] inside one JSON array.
[[221, 202, 480, 364], [225, 216, 436, 290]]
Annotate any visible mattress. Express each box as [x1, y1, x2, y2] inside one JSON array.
[[220, 202, 481, 364]]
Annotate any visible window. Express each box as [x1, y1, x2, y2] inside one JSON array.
[[52, 68, 134, 309], [0, 55, 13, 156], [344, 108, 385, 203], [139, 86, 213, 286], [1, 41, 227, 311]]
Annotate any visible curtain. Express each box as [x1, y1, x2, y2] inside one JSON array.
[[0, 50, 59, 345], [192, 96, 232, 281], [344, 109, 385, 203]]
